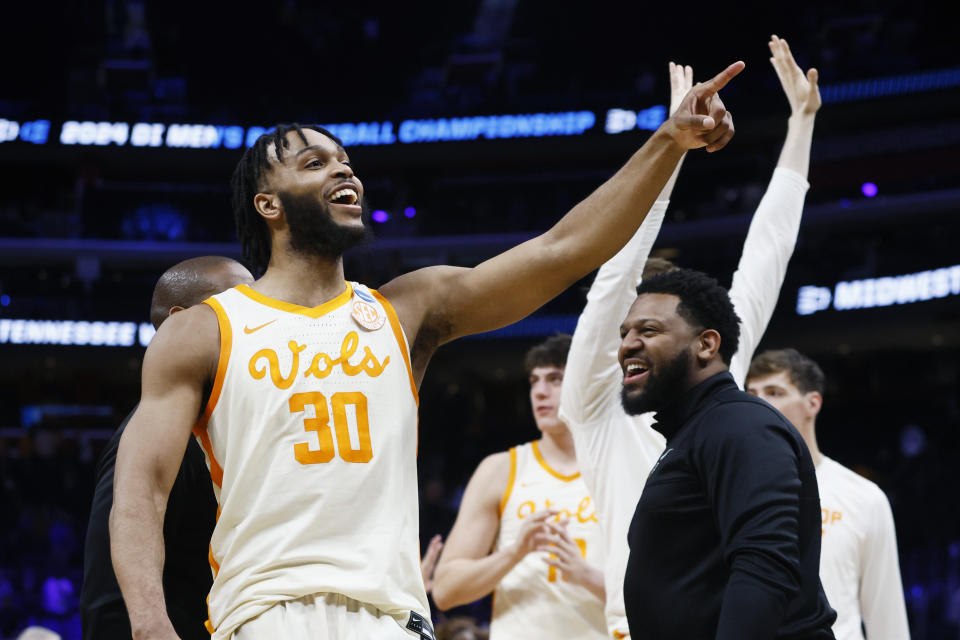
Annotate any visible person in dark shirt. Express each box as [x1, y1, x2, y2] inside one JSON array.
[[80, 256, 253, 640], [617, 268, 835, 640]]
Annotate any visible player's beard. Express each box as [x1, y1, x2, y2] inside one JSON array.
[[279, 189, 372, 260], [620, 347, 692, 416]]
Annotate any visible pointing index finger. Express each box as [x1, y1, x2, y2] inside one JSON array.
[[698, 61, 745, 96]]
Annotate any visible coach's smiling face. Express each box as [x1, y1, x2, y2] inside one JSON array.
[[617, 293, 721, 416]]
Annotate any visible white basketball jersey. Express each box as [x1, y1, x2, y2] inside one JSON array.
[[193, 282, 428, 639], [490, 441, 607, 640]]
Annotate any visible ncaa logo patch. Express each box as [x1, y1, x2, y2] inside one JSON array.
[[351, 300, 385, 331], [354, 286, 376, 303]]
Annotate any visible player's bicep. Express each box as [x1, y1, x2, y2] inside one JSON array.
[[440, 454, 510, 562], [389, 240, 575, 344], [115, 307, 217, 500]]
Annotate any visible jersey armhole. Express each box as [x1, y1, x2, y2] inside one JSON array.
[[498, 447, 518, 517], [370, 288, 419, 407], [191, 297, 230, 488]]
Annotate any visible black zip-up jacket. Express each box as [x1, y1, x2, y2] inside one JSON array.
[[624, 372, 836, 639]]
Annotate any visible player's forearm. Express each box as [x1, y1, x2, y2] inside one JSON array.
[[432, 549, 520, 610], [110, 484, 176, 636], [581, 565, 606, 602], [657, 152, 686, 202], [775, 113, 816, 178], [542, 129, 685, 278]]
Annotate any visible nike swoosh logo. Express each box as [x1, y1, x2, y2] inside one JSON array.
[[244, 319, 277, 334]]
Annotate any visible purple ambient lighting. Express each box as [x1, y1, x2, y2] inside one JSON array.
[[372, 210, 389, 223], [403, 206, 416, 218], [861, 182, 878, 198]]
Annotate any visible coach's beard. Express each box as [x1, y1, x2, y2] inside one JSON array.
[[280, 189, 372, 260], [621, 348, 692, 416]]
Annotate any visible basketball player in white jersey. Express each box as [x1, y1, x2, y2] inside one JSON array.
[[558, 36, 819, 638], [432, 335, 607, 639], [746, 348, 911, 640], [109, 61, 744, 640]]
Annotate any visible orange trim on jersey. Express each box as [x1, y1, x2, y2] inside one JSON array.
[[370, 289, 419, 407], [204, 508, 222, 634], [499, 447, 518, 516], [234, 282, 353, 318], [192, 298, 230, 488], [208, 545, 220, 575], [531, 440, 581, 482], [613, 631, 629, 639], [204, 593, 215, 634]]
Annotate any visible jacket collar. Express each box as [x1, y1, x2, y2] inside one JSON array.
[[652, 371, 737, 442]]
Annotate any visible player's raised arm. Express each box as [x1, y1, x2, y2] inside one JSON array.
[[728, 36, 820, 384], [769, 34, 820, 176], [382, 62, 744, 354], [109, 305, 219, 640]]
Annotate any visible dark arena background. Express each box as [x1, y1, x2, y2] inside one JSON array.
[[1, 2, 958, 638]]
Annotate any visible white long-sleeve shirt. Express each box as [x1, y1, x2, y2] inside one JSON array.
[[559, 167, 810, 637], [818, 456, 911, 640]]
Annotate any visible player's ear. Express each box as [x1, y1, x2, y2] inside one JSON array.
[[254, 192, 283, 221], [168, 305, 186, 318], [696, 329, 722, 363], [806, 391, 823, 417]]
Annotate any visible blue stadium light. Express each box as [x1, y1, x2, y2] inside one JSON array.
[[403, 207, 416, 218], [372, 210, 389, 223], [861, 182, 878, 198], [19, 120, 51, 144], [0, 294, 9, 306]]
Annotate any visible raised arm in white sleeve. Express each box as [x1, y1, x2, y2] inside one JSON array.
[[561, 60, 691, 430], [728, 34, 820, 385], [726, 167, 808, 384], [859, 493, 911, 640]]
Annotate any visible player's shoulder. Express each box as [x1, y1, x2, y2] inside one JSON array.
[[463, 450, 515, 509], [143, 304, 220, 375], [474, 449, 515, 479], [380, 265, 464, 304], [820, 456, 887, 503]]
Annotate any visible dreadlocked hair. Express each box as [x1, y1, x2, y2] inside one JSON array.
[[230, 123, 343, 276], [636, 268, 741, 365]]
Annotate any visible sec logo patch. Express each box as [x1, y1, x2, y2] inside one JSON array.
[[351, 300, 385, 331]]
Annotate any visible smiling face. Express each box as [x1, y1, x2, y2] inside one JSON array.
[[529, 365, 565, 434], [617, 293, 703, 415], [257, 128, 369, 259]]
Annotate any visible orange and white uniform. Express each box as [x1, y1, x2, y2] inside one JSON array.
[[194, 282, 431, 639], [817, 456, 910, 640], [490, 441, 608, 640]]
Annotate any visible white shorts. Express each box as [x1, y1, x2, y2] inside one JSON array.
[[231, 592, 432, 639]]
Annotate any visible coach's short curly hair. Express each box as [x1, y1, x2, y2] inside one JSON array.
[[636, 268, 741, 364]]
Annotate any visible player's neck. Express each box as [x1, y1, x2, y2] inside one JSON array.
[[799, 421, 824, 467], [537, 430, 578, 474], [256, 249, 348, 307]]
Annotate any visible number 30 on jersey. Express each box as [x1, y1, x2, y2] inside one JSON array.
[[288, 391, 373, 464]]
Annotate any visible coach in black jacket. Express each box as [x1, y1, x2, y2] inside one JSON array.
[[618, 268, 835, 639]]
